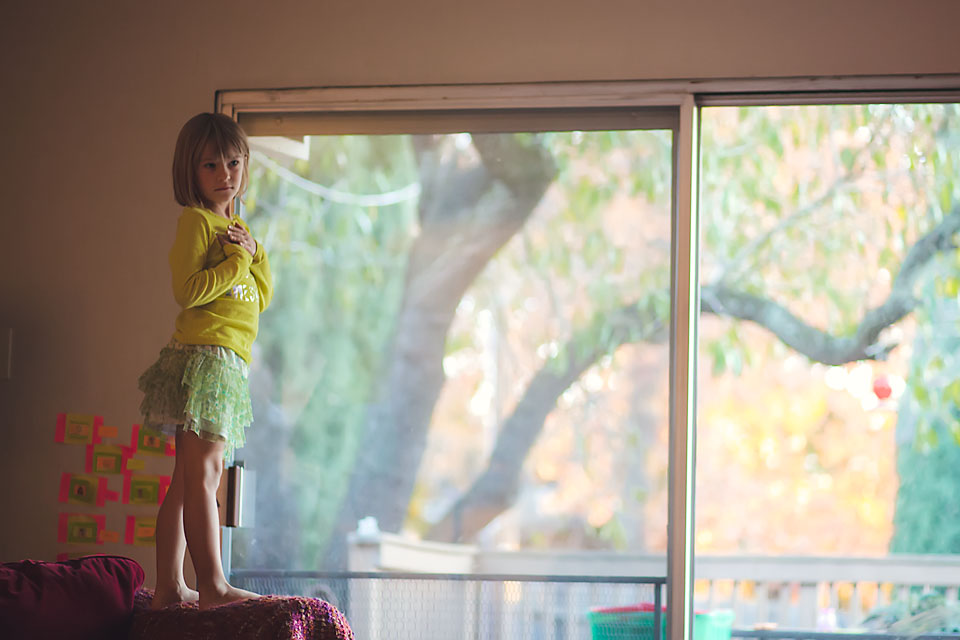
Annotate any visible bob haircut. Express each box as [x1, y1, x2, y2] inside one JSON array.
[[172, 112, 251, 210]]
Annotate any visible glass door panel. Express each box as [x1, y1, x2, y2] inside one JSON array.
[[697, 102, 960, 635], [229, 118, 682, 637]]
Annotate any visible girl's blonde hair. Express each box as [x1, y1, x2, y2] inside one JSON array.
[[172, 112, 251, 209]]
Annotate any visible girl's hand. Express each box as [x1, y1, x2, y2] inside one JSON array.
[[226, 224, 257, 257]]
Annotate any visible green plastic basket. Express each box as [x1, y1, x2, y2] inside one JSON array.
[[588, 604, 734, 640]]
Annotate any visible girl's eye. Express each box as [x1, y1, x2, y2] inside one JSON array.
[[229, 159, 241, 167]]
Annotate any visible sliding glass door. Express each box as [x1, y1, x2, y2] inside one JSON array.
[[695, 101, 960, 636], [225, 104, 688, 638], [218, 81, 960, 640]]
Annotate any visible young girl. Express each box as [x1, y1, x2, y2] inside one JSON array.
[[138, 112, 273, 610]]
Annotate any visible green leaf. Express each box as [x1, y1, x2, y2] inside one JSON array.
[[913, 384, 931, 409], [915, 420, 938, 451], [710, 342, 726, 377], [840, 148, 856, 171], [945, 379, 960, 406]]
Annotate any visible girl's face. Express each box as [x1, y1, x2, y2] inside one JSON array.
[[196, 142, 245, 216]]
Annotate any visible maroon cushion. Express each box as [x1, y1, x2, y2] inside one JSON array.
[[131, 592, 354, 640], [0, 555, 145, 640]]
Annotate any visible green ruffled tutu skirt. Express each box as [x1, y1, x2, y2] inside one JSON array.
[[138, 340, 252, 457]]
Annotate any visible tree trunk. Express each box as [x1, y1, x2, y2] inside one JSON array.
[[322, 134, 556, 567]]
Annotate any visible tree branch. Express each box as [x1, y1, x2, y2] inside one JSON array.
[[704, 206, 960, 364], [427, 302, 666, 542], [427, 207, 960, 542]]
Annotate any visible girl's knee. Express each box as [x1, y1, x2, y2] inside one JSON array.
[[199, 454, 223, 493], [180, 433, 225, 492]]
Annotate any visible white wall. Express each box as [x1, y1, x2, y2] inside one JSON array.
[[1, 0, 959, 587]]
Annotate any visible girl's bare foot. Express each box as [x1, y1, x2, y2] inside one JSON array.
[[151, 584, 200, 609], [199, 584, 259, 610]]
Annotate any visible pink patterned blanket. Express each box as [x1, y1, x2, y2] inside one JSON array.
[[130, 589, 354, 640]]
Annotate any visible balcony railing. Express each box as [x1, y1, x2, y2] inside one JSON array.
[[341, 532, 960, 634], [231, 570, 666, 640]]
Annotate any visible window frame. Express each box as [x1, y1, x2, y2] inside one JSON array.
[[217, 74, 960, 640]]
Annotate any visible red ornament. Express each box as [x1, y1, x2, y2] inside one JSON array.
[[873, 375, 892, 400]]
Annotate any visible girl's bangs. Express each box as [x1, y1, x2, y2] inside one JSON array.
[[206, 123, 248, 159]]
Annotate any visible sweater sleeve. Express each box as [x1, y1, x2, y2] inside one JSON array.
[[169, 212, 253, 309], [250, 242, 274, 312]]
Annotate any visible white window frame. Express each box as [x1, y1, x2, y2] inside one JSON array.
[[217, 74, 960, 640]]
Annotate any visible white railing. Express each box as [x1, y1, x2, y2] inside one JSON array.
[[347, 532, 960, 638]]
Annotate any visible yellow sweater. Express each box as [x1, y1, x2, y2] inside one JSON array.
[[169, 207, 273, 363]]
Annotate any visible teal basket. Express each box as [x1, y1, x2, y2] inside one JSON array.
[[588, 604, 734, 640]]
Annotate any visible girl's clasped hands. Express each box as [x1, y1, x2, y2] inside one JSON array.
[[219, 223, 256, 256]]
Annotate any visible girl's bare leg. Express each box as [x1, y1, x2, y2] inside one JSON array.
[[151, 430, 199, 609], [179, 429, 258, 610]]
